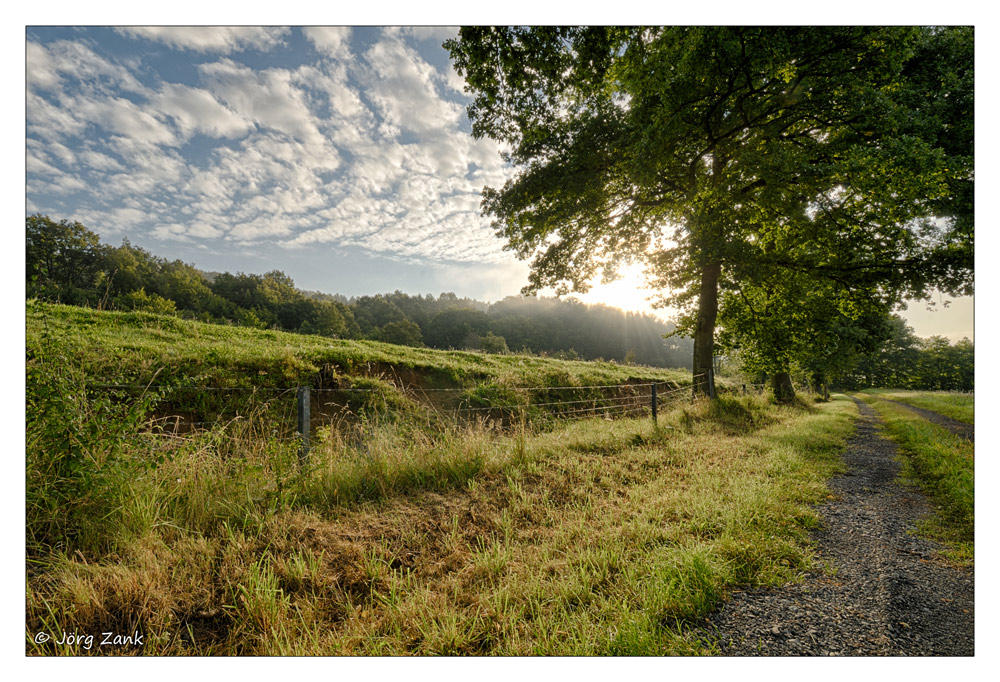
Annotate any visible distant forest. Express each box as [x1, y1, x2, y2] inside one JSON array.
[[25, 215, 692, 368]]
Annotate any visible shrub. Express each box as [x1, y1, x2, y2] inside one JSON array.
[[26, 304, 163, 555]]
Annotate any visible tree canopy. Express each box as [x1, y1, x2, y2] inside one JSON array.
[[447, 26, 973, 397]]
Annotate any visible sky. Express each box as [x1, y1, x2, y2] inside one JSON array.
[[23, 23, 975, 341]]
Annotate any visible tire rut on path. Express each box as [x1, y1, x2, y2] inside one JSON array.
[[874, 396, 974, 443], [696, 397, 974, 656]]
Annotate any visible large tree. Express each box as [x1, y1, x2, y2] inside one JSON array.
[[716, 265, 896, 400], [447, 26, 972, 396]]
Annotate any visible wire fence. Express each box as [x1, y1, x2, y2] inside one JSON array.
[[82, 373, 771, 458]]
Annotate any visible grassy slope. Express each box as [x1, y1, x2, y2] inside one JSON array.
[[861, 389, 974, 425], [27, 302, 693, 389]]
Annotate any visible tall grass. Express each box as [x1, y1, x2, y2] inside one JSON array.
[[26, 309, 166, 556], [26, 376, 858, 655], [28, 300, 866, 655]]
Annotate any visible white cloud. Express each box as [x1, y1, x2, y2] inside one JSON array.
[[27, 40, 147, 95], [188, 221, 225, 239], [25, 28, 514, 271], [228, 214, 298, 241], [400, 27, 459, 43], [443, 64, 469, 94], [115, 27, 290, 54], [47, 141, 77, 166], [151, 83, 252, 139], [152, 220, 224, 241], [80, 149, 126, 173], [110, 206, 149, 226], [302, 27, 353, 58], [26, 149, 63, 177], [151, 223, 191, 241], [72, 95, 179, 146], [25, 41, 62, 92], [292, 63, 370, 122], [250, 134, 339, 173], [26, 90, 88, 139], [53, 174, 89, 193], [363, 35, 463, 135], [103, 137, 190, 197], [198, 59, 329, 148]]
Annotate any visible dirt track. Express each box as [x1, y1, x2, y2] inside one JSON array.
[[698, 397, 974, 656], [876, 396, 974, 443]]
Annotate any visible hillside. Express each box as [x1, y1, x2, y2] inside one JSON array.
[[27, 301, 876, 655], [27, 302, 692, 390]]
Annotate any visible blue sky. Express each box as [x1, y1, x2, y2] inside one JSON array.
[[23, 23, 976, 341]]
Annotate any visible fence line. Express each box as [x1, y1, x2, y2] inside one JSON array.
[[86, 376, 703, 394], [455, 393, 647, 411], [148, 392, 684, 430], [85, 372, 775, 461]]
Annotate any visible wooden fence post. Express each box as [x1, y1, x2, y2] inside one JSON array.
[[651, 383, 658, 425], [297, 386, 310, 463]]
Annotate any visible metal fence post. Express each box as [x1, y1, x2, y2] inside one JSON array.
[[651, 383, 658, 425], [297, 386, 310, 463]]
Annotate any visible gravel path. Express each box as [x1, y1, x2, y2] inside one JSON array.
[[875, 397, 974, 443], [698, 397, 974, 656]]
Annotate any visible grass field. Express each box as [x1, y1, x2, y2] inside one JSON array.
[[26, 301, 861, 655], [858, 394, 974, 563], [26, 394, 857, 655], [860, 389, 974, 425]]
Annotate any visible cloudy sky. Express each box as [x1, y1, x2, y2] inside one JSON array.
[[23, 24, 975, 340], [24, 27, 541, 298]]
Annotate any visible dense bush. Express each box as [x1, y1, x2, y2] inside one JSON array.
[[26, 302, 163, 554]]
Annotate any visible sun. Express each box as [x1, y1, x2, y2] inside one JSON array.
[[574, 263, 663, 318]]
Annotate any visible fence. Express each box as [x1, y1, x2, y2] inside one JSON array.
[[85, 373, 770, 463]]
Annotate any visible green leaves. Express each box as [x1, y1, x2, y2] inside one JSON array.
[[450, 27, 973, 387]]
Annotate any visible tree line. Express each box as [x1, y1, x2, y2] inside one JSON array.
[[841, 315, 973, 392], [25, 214, 692, 368], [24, 213, 971, 388]]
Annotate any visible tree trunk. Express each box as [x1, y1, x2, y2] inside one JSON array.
[[771, 371, 795, 403], [810, 372, 829, 401], [692, 261, 721, 398]]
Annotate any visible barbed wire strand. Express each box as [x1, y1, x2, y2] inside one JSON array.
[[119, 371, 731, 441], [88, 374, 708, 395]]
